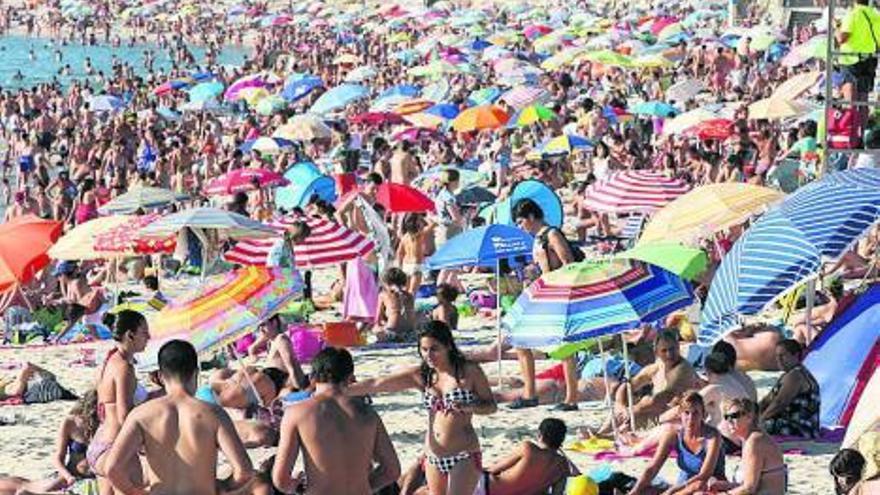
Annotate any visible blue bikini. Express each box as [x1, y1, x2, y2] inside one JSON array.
[[674, 430, 725, 484]]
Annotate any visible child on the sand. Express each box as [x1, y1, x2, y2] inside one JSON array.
[[431, 283, 459, 330], [375, 267, 417, 342]]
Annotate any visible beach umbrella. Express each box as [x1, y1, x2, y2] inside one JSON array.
[[281, 74, 323, 102], [224, 74, 270, 101], [539, 134, 594, 156], [379, 84, 421, 100], [640, 183, 783, 245], [500, 86, 550, 110], [188, 81, 225, 103], [408, 60, 465, 78], [309, 84, 369, 114], [98, 186, 189, 215], [515, 104, 557, 126], [180, 99, 222, 113], [504, 259, 694, 347], [255, 94, 287, 115], [630, 101, 680, 117], [394, 99, 435, 116], [0, 216, 63, 293], [424, 103, 461, 120], [93, 214, 176, 255], [138, 266, 303, 370], [349, 111, 404, 126], [224, 216, 375, 269], [748, 97, 815, 120], [699, 170, 880, 345], [49, 216, 133, 261], [403, 113, 447, 129], [771, 71, 822, 100], [391, 127, 446, 143], [452, 105, 510, 132], [273, 114, 332, 141], [88, 95, 124, 113], [582, 171, 690, 214], [662, 106, 726, 135], [617, 242, 709, 280], [577, 49, 633, 67], [488, 179, 564, 228], [137, 208, 277, 240], [239, 137, 295, 154], [204, 168, 290, 196], [456, 186, 496, 205], [275, 162, 336, 210], [666, 78, 705, 103], [375, 182, 435, 213], [412, 166, 483, 196], [467, 87, 503, 106], [344, 66, 378, 83], [685, 118, 735, 141]]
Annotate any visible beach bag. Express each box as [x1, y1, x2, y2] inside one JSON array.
[[23, 377, 77, 404], [828, 108, 861, 149], [538, 227, 586, 262]]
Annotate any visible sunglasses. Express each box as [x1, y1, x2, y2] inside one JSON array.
[[724, 410, 745, 421]]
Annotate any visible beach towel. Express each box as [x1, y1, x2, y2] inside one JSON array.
[[342, 258, 379, 320]]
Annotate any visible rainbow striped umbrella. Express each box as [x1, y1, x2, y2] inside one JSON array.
[[504, 259, 693, 347], [138, 266, 302, 370]]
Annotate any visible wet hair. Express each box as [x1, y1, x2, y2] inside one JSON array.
[[143, 275, 159, 291], [310, 347, 354, 385], [680, 390, 705, 411], [539, 418, 567, 450], [418, 320, 468, 386], [158, 340, 198, 383], [653, 328, 680, 348], [111, 309, 147, 342], [262, 367, 289, 394], [382, 267, 408, 288], [513, 198, 544, 221], [436, 283, 459, 303], [70, 389, 99, 440], [830, 449, 866, 493], [705, 351, 731, 375], [711, 340, 737, 369], [776, 338, 803, 357]]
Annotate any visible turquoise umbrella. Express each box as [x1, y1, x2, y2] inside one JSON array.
[[189, 81, 225, 103], [310, 84, 369, 114]]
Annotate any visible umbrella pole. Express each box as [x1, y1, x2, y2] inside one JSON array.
[[227, 342, 265, 408], [621, 333, 636, 432], [598, 338, 619, 444], [804, 278, 816, 342], [496, 257, 503, 390]]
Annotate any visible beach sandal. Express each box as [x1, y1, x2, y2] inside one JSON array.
[[507, 397, 539, 409], [551, 402, 579, 412]]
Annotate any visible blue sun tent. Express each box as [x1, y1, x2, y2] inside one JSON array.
[[482, 179, 563, 228], [804, 284, 880, 427], [275, 162, 336, 210]]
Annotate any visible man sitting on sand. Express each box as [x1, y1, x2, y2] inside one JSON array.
[[247, 315, 308, 391], [400, 417, 576, 495], [273, 347, 400, 494], [105, 340, 254, 495], [594, 329, 701, 437]]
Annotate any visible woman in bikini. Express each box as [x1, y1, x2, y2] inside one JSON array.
[[88, 310, 149, 495], [707, 398, 787, 494], [349, 321, 497, 495]]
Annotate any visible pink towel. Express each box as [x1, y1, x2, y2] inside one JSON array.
[[342, 258, 379, 320]]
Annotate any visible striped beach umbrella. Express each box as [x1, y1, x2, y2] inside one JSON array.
[[500, 85, 550, 110], [640, 184, 784, 245], [138, 266, 303, 370], [137, 208, 277, 240], [93, 214, 176, 255], [504, 259, 693, 347], [582, 171, 690, 213], [699, 170, 880, 345], [98, 186, 189, 215]]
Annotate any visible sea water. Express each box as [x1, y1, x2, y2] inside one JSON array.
[[0, 35, 251, 89]]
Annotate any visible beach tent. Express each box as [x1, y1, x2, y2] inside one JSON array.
[[804, 284, 880, 428], [274, 162, 337, 210], [843, 367, 880, 447], [481, 179, 563, 228]]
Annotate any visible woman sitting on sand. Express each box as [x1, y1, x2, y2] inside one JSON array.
[[349, 321, 497, 495], [629, 391, 725, 495], [375, 267, 417, 342], [0, 390, 100, 495], [706, 398, 787, 494], [88, 309, 150, 495], [759, 339, 821, 439]]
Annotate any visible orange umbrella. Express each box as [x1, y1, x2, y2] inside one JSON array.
[[394, 98, 434, 115], [452, 105, 510, 132], [0, 215, 62, 292]]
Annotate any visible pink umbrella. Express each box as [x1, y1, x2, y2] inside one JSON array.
[[272, 15, 293, 26], [523, 24, 552, 40], [392, 126, 445, 143], [204, 168, 289, 196], [349, 111, 405, 126], [94, 214, 176, 255], [224, 74, 269, 101]]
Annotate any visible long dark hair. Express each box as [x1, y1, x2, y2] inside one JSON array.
[[109, 309, 147, 342], [418, 320, 468, 388]]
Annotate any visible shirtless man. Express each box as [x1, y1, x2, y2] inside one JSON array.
[[105, 340, 254, 495], [597, 329, 701, 436], [389, 142, 419, 185], [247, 315, 308, 391], [336, 172, 382, 237], [273, 347, 400, 494]]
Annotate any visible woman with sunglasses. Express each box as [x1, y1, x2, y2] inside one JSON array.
[[707, 398, 787, 494], [629, 391, 725, 494]]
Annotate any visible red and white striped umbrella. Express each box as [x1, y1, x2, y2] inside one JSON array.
[[582, 171, 690, 213], [224, 216, 375, 269]]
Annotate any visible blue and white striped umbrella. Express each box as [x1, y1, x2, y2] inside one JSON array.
[[700, 170, 880, 345]]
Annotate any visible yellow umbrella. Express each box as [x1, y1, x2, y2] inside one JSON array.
[[771, 70, 822, 100], [540, 46, 586, 70], [48, 216, 134, 260], [640, 183, 784, 244], [748, 96, 815, 120], [273, 114, 332, 141], [237, 87, 270, 106]]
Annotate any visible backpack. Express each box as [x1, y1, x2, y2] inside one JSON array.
[[538, 227, 586, 263]]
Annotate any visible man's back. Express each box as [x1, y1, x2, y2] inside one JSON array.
[[294, 394, 381, 494], [131, 396, 227, 495], [491, 442, 568, 495]]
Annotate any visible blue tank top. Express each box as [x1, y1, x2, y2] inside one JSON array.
[[675, 430, 725, 484]]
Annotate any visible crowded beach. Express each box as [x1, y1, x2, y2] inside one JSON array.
[[0, 0, 879, 493]]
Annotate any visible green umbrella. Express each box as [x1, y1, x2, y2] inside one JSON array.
[[515, 104, 557, 126], [617, 242, 709, 280]]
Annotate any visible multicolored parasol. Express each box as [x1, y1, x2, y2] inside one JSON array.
[[93, 214, 177, 255]]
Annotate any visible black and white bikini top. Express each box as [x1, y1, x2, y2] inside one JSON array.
[[422, 387, 477, 413]]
